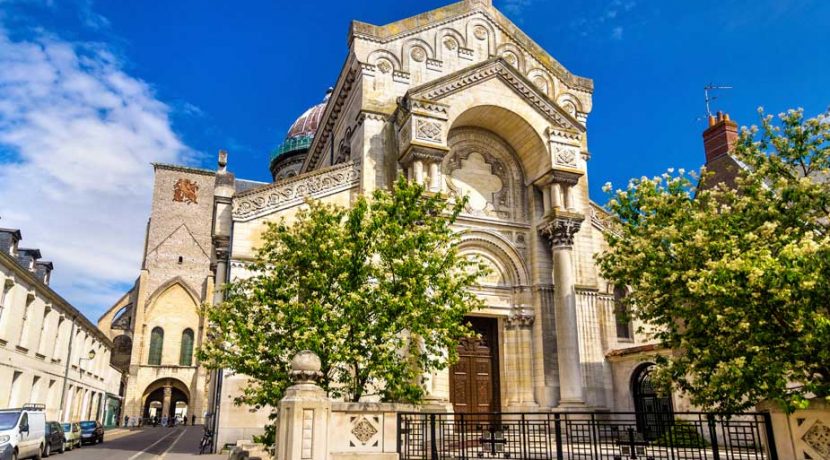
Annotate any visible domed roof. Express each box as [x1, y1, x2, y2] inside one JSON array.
[[286, 100, 326, 139], [271, 88, 332, 160]]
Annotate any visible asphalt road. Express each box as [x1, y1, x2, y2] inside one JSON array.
[[39, 425, 224, 460]]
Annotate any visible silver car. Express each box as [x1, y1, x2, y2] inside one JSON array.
[[61, 422, 81, 450]]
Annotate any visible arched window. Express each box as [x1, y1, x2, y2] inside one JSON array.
[[614, 286, 633, 339], [148, 327, 164, 365], [179, 328, 194, 366]]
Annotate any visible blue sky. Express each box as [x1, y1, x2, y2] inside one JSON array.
[[0, 0, 828, 320]]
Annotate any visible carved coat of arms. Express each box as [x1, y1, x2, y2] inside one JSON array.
[[173, 178, 199, 204]]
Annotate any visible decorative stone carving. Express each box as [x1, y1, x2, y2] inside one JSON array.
[[562, 100, 577, 117], [540, 212, 584, 248], [446, 129, 528, 222], [554, 145, 578, 168], [414, 119, 442, 142], [410, 47, 426, 62], [301, 409, 314, 458], [350, 416, 379, 445], [533, 76, 547, 92], [502, 51, 518, 67], [413, 59, 582, 131], [233, 161, 360, 221], [290, 350, 324, 384], [473, 26, 487, 40], [448, 152, 503, 215], [804, 420, 830, 459], [506, 304, 535, 328], [443, 37, 458, 50], [173, 179, 199, 204], [376, 59, 392, 74]]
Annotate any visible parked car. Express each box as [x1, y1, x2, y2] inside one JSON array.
[[78, 421, 103, 445], [0, 403, 46, 460], [60, 423, 80, 451], [42, 422, 65, 457]]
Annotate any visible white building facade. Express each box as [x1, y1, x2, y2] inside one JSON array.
[[0, 228, 122, 423], [98, 0, 672, 448]]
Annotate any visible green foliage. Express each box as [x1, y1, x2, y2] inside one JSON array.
[[598, 108, 830, 413], [198, 176, 485, 407], [252, 424, 276, 448], [653, 420, 708, 448]]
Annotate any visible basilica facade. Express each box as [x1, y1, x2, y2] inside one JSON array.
[[98, 0, 668, 446]]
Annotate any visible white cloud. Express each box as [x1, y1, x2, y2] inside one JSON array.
[[611, 26, 624, 40], [0, 24, 193, 319], [501, 0, 533, 22]]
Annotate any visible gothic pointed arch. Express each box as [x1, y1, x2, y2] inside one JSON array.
[[145, 277, 201, 314]]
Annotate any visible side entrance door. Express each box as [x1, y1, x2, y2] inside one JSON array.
[[450, 316, 500, 415]]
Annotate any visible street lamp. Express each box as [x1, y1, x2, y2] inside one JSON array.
[[79, 349, 96, 371]]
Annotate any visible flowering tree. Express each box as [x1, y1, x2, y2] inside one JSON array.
[[198, 177, 485, 407], [598, 109, 830, 413]]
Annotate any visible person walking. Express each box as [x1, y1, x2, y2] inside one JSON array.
[[191, 414, 196, 426]]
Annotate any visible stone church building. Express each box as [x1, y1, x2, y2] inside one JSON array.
[[98, 0, 680, 446]]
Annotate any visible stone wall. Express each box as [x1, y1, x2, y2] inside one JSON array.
[[763, 399, 830, 460]]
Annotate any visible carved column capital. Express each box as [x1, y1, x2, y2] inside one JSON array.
[[540, 210, 584, 249], [506, 305, 535, 329]]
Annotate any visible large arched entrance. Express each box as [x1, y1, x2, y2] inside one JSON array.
[[632, 363, 673, 439], [142, 378, 190, 422]]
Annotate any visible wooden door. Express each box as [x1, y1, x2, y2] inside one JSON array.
[[450, 317, 500, 414]]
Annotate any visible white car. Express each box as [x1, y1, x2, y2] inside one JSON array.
[[61, 422, 81, 450], [0, 404, 46, 460]]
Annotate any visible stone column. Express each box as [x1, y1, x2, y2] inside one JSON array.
[[276, 351, 331, 460], [428, 162, 441, 192], [541, 211, 586, 408], [161, 384, 172, 419], [507, 306, 537, 407]]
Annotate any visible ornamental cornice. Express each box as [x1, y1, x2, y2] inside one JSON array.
[[409, 58, 584, 132], [405, 98, 450, 118], [547, 126, 582, 143], [539, 210, 584, 249], [306, 62, 360, 170], [232, 161, 360, 221], [399, 144, 449, 165], [350, 7, 592, 92]]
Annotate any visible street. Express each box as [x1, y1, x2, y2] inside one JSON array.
[[47, 426, 225, 460]]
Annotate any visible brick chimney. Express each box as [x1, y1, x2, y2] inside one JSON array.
[[0, 228, 22, 256], [702, 111, 738, 163]]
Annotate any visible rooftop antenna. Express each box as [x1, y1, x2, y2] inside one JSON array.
[[704, 84, 733, 117]]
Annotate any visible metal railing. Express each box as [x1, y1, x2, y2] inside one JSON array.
[[398, 411, 778, 460]]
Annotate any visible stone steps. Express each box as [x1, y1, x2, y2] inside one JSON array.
[[227, 440, 271, 460]]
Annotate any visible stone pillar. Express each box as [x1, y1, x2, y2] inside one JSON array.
[[541, 211, 586, 408], [506, 306, 537, 408], [161, 384, 172, 419], [276, 351, 331, 460], [428, 162, 441, 192]]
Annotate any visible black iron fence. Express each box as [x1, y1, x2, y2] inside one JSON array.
[[398, 411, 777, 460]]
